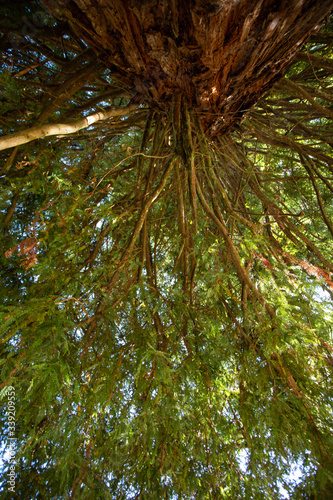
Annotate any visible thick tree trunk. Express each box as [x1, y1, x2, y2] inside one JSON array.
[[43, 0, 332, 135]]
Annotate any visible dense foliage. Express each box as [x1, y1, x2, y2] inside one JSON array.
[[1, 2, 333, 498]]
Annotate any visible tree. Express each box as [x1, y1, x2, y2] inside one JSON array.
[[291, 469, 333, 499], [1, 1, 333, 498]]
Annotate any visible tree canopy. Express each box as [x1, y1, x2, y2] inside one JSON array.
[[1, 1, 333, 498]]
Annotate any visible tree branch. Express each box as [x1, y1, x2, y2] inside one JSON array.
[[0, 104, 139, 151]]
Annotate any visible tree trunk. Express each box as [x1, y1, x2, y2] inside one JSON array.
[[43, 0, 332, 135]]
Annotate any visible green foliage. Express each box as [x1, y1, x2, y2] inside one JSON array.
[[0, 7, 333, 500]]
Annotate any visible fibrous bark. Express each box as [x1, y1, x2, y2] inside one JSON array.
[[43, 0, 333, 135]]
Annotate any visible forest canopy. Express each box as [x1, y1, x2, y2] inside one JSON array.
[[1, 1, 333, 498]]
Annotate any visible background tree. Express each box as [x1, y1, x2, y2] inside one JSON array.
[[1, 1, 333, 498]]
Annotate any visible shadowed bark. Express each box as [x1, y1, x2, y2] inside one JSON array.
[[42, 0, 333, 135]]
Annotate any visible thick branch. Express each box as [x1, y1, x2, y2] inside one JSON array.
[[0, 105, 139, 152]]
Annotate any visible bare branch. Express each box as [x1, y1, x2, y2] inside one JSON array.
[[0, 105, 139, 152]]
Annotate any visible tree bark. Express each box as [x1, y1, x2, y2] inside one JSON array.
[[42, 0, 333, 135]]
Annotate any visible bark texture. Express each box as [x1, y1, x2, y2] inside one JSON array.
[[43, 0, 333, 135]]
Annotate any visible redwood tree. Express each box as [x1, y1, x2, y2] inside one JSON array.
[[1, 1, 333, 498]]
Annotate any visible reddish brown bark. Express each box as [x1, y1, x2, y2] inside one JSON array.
[[42, 0, 333, 135]]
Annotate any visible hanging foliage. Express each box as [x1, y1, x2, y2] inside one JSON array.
[[1, 1, 333, 498]]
